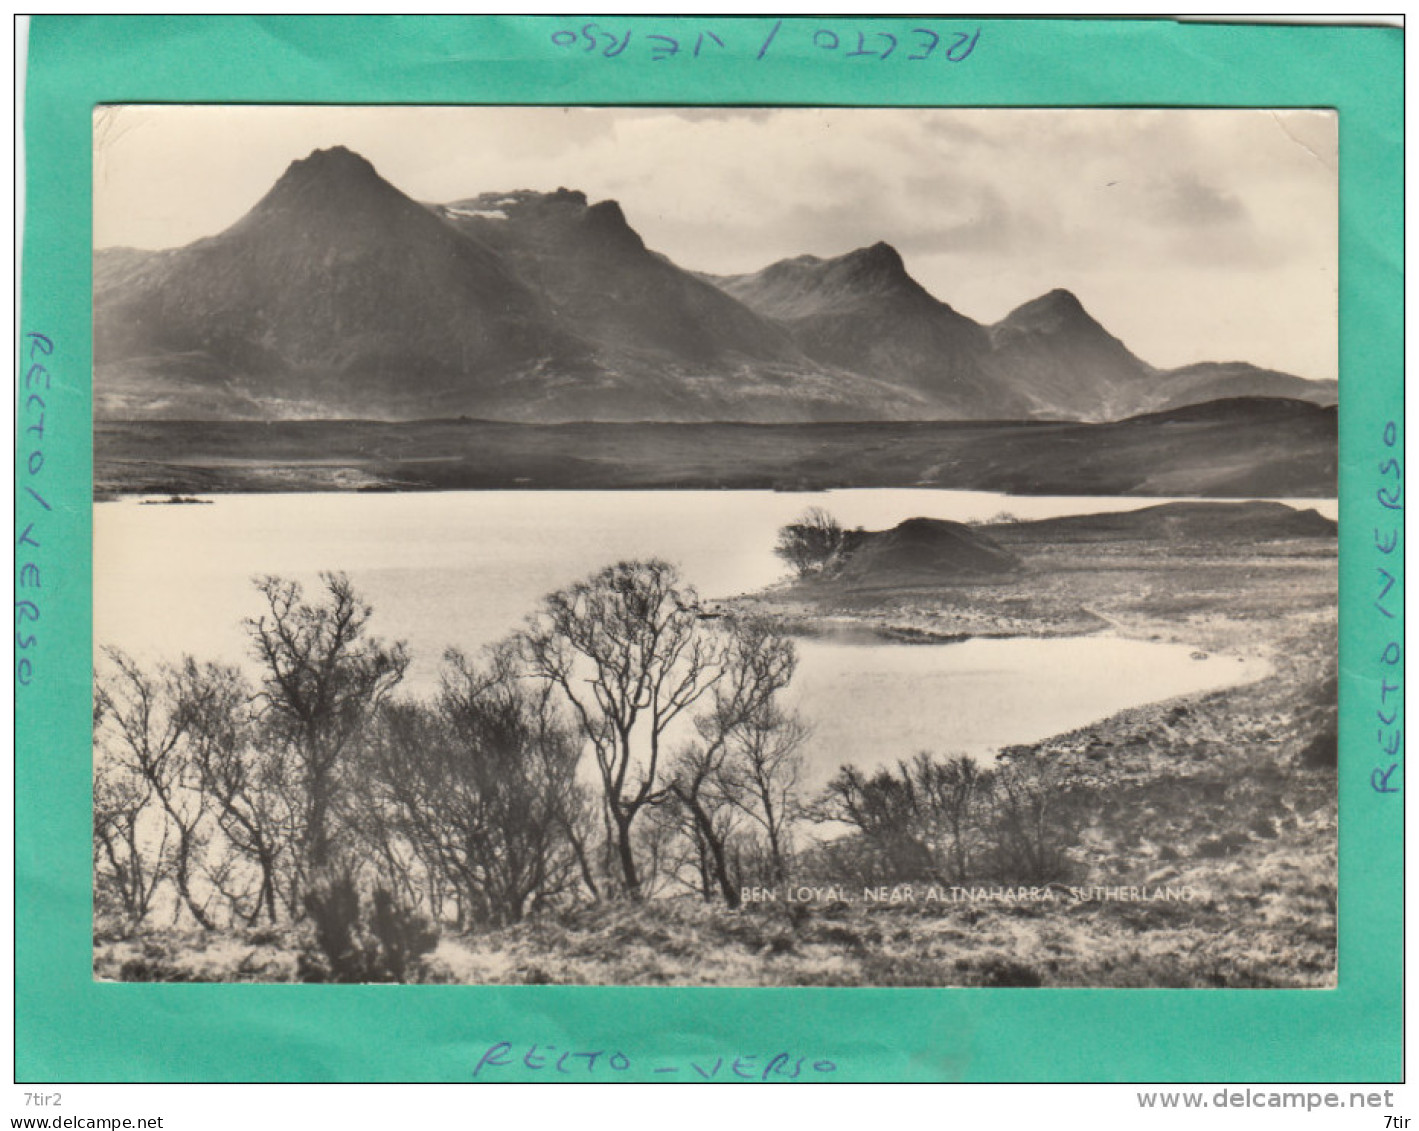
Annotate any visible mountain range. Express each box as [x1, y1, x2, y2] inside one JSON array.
[[94, 146, 1337, 424]]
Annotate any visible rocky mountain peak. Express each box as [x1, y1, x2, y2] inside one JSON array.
[[93, 144, 1335, 427], [573, 197, 645, 254], [850, 240, 907, 271], [272, 146, 386, 193], [448, 188, 643, 251], [997, 288, 1101, 336], [249, 145, 407, 223], [290, 145, 376, 175], [828, 242, 915, 291]]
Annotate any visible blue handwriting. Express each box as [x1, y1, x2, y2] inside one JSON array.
[[16, 331, 52, 690], [474, 1041, 838, 1081], [549, 21, 980, 65], [1371, 419, 1402, 793]]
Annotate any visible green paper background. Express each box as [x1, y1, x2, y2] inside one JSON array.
[[15, 15, 1403, 1082]]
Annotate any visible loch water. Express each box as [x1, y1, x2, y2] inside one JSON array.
[[96, 489, 1327, 780]]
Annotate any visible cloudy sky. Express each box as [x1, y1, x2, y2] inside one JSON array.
[[94, 105, 1337, 379]]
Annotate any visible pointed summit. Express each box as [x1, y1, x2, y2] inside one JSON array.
[[445, 188, 645, 254], [579, 198, 646, 254], [996, 288, 1100, 335], [710, 242, 1028, 417], [845, 240, 907, 274], [823, 242, 921, 297], [1039, 286, 1084, 308], [288, 145, 378, 177], [93, 145, 575, 419], [436, 184, 797, 371], [717, 241, 930, 320], [987, 288, 1152, 420], [244, 146, 408, 225]]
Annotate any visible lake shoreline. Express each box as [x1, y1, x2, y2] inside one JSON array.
[[395, 582, 1333, 987], [92, 490, 1337, 987], [95, 616, 1336, 988], [93, 620, 1337, 988]]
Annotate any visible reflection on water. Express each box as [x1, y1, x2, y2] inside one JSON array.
[[95, 488, 1294, 778]]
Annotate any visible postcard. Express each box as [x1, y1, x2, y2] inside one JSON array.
[[16, 15, 1401, 1085]]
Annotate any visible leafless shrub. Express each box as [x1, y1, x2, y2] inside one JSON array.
[[774, 507, 850, 577]]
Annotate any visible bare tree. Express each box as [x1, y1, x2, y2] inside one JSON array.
[[245, 573, 408, 886], [668, 618, 801, 907], [717, 702, 808, 887], [818, 761, 937, 881], [651, 785, 737, 901], [363, 646, 587, 927], [817, 750, 1087, 886], [344, 717, 436, 918], [915, 754, 993, 883], [519, 560, 720, 900], [440, 646, 588, 920], [774, 507, 851, 577], [987, 755, 1090, 884], [94, 650, 217, 929], [182, 660, 299, 924], [825, 752, 993, 884], [93, 745, 166, 932]]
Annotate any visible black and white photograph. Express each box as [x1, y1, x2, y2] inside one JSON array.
[[91, 105, 1338, 989]]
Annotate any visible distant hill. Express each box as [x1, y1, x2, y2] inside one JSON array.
[[94, 405, 1338, 499], [1153, 362, 1338, 412], [940, 397, 1338, 497], [776, 500, 1333, 598], [833, 518, 1021, 586], [94, 145, 1338, 425], [772, 499, 1332, 599], [985, 500, 1338, 545], [439, 189, 795, 365], [715, 259, 1336, 423]]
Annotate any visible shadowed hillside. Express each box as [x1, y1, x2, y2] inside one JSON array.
[[834, 518, 1021, 586], [95, 397, 1338, 500], [986, 288, 1153, 420], [95, 147, 578, 420], [95, 146, 1338, 426], [985, 500, 1337, 545], [712, 243, 1020, 419]]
